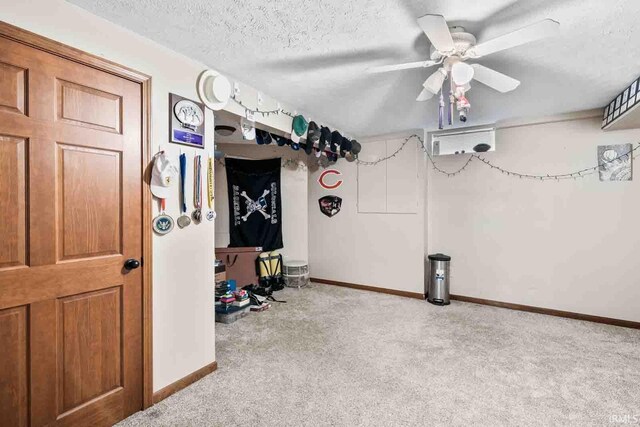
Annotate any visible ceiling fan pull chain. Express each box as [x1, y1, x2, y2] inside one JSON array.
[[438, 89, 444, 130], [448, 72, 454, 126]]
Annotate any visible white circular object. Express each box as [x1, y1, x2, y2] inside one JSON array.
[[197, 69, 231, 111], [451, 62, 474, 85], [174, 100, 204, 127]]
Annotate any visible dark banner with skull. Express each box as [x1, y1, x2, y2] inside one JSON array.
[[225, 158, 283, 251]]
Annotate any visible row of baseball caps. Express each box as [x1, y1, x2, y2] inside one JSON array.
[[243, 115, 362, 163]]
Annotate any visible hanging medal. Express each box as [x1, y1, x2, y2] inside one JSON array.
[[206, 155, 216, 221], [153, 198, 174, 235], [192, 155, 202, 224], [177, 152, 191, 228]]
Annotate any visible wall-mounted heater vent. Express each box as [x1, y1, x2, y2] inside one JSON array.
[[430, 127, 496, 156]]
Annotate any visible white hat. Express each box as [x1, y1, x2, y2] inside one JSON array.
[[150, 152, 179, 199], [197, 69, 231, 111], [290, 129, 300, 143], [241, 118, 256, 141]]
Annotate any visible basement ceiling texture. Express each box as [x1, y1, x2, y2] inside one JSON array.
[[69, 0, 640, 137]]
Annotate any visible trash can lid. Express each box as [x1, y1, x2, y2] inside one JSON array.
[[428, 253, 451, 261]]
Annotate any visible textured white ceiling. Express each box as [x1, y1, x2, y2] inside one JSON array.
[[68, 0, 640, 137]]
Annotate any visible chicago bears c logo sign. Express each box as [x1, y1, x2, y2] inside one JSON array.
[[318, 169, 343, 190]]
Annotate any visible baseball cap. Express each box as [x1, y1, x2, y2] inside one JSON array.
[[350, 140, 361, 155], [150, 152, 179, 199], [307, 122, 320, 143], [273, 134, 291, 147], [290, 115, 308, 143], [305, 121, 320, 155], [330, 130, 342, 153], [241, 118, 255, 140], [340, 137, 352, 158], [256, 129, 272, 145], [319, 126, 330, 153]]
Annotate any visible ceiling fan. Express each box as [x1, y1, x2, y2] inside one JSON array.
[[368, 15, 560, 101]]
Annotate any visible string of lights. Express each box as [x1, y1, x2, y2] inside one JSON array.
[[354, 138, 412, 166], [356, 134, 640, 181], [230, 94, 295, 118]]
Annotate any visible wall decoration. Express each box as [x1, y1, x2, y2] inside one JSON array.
[[170, 93, 205, 149], [150, 151, 177, 235], [152, 199, 174, 235], [598, 144, 633, 181], [319, 196, 342, 218], [177, 152, 192, 228], [206, 156, 216, 221], [318, 169, 343, 190], [197, 69, 231, 111], [226, 158, 283, 250]]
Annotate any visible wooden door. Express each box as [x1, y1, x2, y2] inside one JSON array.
[[0, 34, 143, 427]]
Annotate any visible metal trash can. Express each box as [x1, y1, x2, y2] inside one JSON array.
[[426, 253, 451, 305]]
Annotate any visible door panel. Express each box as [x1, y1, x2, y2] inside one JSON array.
[[0, 60, 27, 115], [56, 79, 122, 134], [58, 287, 122, 414], [0, 135, 28, 269], [0, 305, 29, 427], [57, 144, 122, 261], [0, 34, 144, 427]]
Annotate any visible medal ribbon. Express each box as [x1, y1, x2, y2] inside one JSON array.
[[207, 156, 214, 209], [194, 155, 202, 210], [180, 153, 187, 213]]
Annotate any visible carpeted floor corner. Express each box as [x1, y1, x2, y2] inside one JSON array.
[[117, 283, 640, 427]]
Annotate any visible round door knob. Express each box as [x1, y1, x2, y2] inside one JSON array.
[[124, 258, 140, 270]]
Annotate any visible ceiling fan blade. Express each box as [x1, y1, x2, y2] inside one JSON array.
[[416, 88, 435, 101], [367, 60, 437, 74], [423, 68, 447, 94], [467, 19, 560, 58], [471, 64, 520, 92], [417, 14, 455, 53]]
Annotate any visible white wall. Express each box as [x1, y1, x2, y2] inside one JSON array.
[[0, 0, 303, 391], [308, 134, 426, 294], [214, 143, 309, 262], [428, 115, 640, 322]]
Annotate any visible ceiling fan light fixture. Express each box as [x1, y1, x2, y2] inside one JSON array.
[[214, 125, 236, 136], [423, 68, 447, 93], [451, 62, 474, 85]]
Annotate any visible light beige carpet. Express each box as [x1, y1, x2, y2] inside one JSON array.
[[118, 283, 640, 426]]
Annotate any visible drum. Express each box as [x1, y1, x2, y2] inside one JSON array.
[[283, 260, 309, 288]]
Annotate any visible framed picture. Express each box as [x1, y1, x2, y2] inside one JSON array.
[[598, 144, 632, 181], [169, 93, 206, 149]]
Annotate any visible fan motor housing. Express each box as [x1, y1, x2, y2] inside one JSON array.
[[430, 29, 477, 60]]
